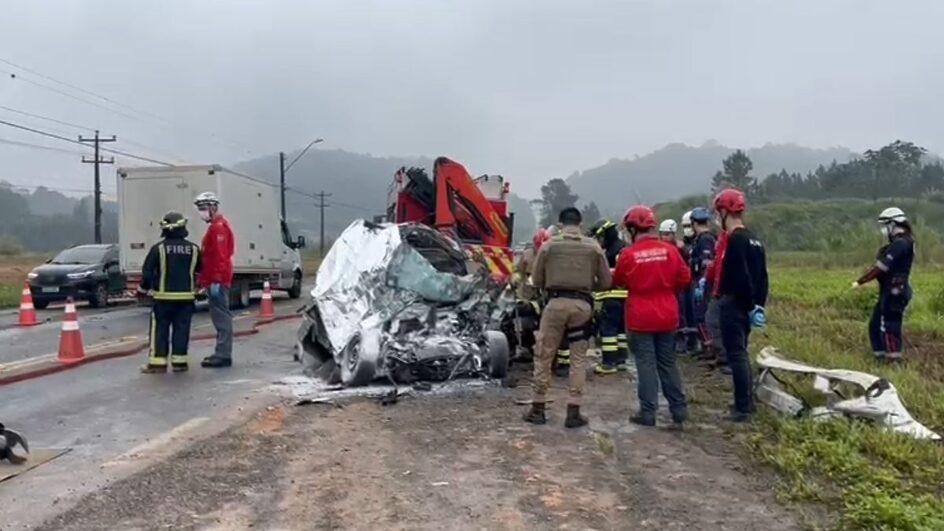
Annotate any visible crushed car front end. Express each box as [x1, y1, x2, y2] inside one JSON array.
[[297, 220, 509, 387]]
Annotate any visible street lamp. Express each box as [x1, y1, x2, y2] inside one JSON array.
[[280, 138, 325, 220]]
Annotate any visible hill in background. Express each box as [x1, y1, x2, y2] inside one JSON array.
[[567, 141, 854, 218]]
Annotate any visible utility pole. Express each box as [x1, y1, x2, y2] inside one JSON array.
[[279, 151, 286, 221], [79, 130, 116, 244], [317, 191, 332, 256], [279, 138, 323, 223]]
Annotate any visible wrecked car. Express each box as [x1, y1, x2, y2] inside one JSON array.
[[755, 347, 940, 441], [297, 220, 510, 387]]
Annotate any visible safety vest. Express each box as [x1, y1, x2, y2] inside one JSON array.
[[142, 238, 201, 301]]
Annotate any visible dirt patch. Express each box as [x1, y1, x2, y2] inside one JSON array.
[[0, 255, 43, 286], [37, 360, 801, 530]]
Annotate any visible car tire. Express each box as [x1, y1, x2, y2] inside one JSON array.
[[485, 330, 510, 378], [288, 271, 302, 299], [34, 299, 49, 310], [239, 282, 251, 308], [229, 282, 251, 309], [340, 329, 380, 387], [89, 283, 108, 308]]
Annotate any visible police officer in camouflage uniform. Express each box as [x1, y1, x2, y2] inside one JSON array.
[[524, 208, 612, 428]]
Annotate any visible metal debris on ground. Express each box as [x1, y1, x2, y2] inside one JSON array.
[[296, 220, 510, 387], [0, 423, 29, 465], [755, 347, 941, 440]]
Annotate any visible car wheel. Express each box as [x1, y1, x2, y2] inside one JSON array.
[[340, 329, 380, 386], [89, 283, 108, 308], [485, 330, 510, 378], [239, 282, 251, 308], [288, 272, 302, 299], [34, 299, 49, 310]]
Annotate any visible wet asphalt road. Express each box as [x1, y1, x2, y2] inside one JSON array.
[[0, 292, 309, 530], [0, 292, 300, 366]]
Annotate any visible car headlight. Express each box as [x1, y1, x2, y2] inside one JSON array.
[[66, 270, 95, 279], [27, 271, 38, 279]]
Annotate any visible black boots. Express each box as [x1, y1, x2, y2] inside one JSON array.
[[524, 403, 588, 428], [565, 404, 588, 429], [523, 402, 546, 424]]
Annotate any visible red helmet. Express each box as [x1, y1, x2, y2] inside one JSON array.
[[622, 205, 657, 231], [532, 228, 551, 252], [713, 188, 746, 214]]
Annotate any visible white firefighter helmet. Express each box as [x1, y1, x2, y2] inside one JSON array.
[[681, 211, 694, 238], [877, 207, 907, 224], [659, 219, 678, 234], [193, 191, 220, 207]]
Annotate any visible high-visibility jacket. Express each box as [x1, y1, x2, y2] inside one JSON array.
[[142, 237, 201, 301], [594, 236, 627, 301]]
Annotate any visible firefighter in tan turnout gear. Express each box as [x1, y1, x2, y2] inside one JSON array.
[[524, 207, 612, 428]]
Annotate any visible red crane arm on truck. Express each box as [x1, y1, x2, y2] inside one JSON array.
[[432, 157, 510, 248]]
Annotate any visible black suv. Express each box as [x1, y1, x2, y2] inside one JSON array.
[[27, 244, 126, 309]]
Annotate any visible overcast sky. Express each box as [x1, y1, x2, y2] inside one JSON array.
[[1, 0, 942, 197]]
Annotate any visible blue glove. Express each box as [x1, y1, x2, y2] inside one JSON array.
[[693, 277, 706, 304], [749, 305, 767, 328], [209, 283, 223, 298]]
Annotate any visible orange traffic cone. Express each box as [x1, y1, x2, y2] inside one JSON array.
[[57, 297, 85, 364], [17, 282, 39, 327], [259, 281, 275, 321]]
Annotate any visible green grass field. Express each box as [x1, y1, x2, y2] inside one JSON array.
[[744, 260, 944, 529]]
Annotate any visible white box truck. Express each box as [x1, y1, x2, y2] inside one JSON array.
[[117, 165, 305, 307]]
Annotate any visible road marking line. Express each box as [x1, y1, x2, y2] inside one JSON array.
[[102, 417, 211, 467]]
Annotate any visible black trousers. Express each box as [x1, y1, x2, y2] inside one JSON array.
[[149, 301, 194, 365]]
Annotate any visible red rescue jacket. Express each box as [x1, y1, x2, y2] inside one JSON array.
[[709, 231, 729, 298], [199, 214, 235, 288], [614, 235, 692, 333]]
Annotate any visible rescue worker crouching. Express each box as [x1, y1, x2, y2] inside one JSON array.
[[588, 219, 628, 375], [615, 207, 691, 428], [139, 212, 201, 374], [852, 207, 915, 363], [524, 207, 611, 428]]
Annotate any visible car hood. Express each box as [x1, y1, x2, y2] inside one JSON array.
[[32, 263, 98, 275]]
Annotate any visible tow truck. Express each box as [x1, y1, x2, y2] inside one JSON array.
[[387, 157, 516, 282]]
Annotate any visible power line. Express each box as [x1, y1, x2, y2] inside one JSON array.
[[0, 118, 172, 166], [0, 136, 90, 156], [0, 57, 257, 156], [1, 67, 147, 124], [0, 104, 189, 162], [0, 104, 94, 132]]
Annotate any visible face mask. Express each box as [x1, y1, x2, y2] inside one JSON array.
[[880, 225, 890, 238], [198, 210, 212, 222], [682, 226, 694, 238]]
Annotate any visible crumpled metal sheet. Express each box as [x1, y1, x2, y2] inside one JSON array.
[[312, 220, 405, 355], [308, 219, 496, 360], [756, 347, 941, 441]]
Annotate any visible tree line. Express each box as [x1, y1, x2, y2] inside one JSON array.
[[0, 186, 116, 254], [712, 140, 944, 203]]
